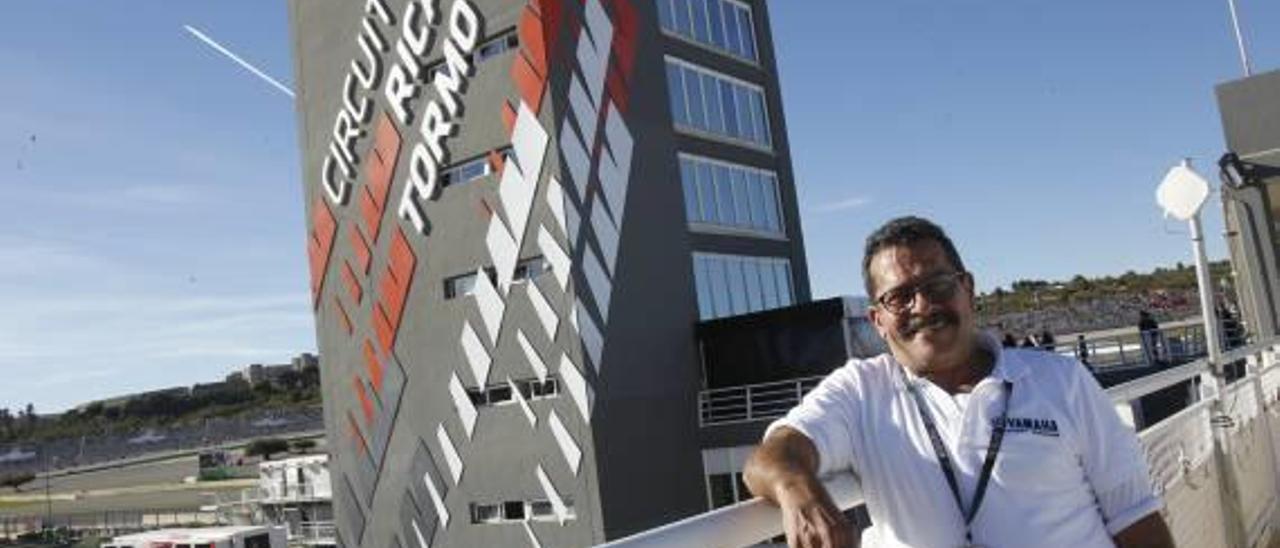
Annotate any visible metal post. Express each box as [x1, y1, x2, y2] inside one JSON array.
[[1192, 215, 1224, 368], [1225, 0, 1253, 76], [1192, 212, 1248, 546], [42, 446, 51, 539]]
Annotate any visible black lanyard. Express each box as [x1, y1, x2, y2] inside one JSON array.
[[906, 379, 1013, 547]]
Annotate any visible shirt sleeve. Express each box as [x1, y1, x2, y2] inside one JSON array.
[[1067, 361, 1162, 534], [764, 367, 860, 477]]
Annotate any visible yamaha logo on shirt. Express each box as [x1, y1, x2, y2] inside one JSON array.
[[994, 417, 1060, 437]]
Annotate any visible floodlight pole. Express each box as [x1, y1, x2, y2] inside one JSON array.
[[1225, 0, 1253, 76], [1190, 212, 1224, 367]]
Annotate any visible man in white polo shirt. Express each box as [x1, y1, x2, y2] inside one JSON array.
[[744, 217, 1174, 547]]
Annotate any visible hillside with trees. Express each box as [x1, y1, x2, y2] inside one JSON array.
[[978, 260, 1233, 337], [0, 361, 321, 445]]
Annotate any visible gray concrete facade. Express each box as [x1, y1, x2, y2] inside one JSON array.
[[1218, 70, 1280, 341], [288, 0, 807, 545]]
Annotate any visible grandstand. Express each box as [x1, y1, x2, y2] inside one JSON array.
[[0, 407, 323, 475]]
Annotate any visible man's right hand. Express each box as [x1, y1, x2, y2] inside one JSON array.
[[744, 427, 857, 548], [776, 476, 856, 547]]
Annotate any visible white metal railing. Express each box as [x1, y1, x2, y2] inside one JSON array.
[[217, 483, 330, 507], [612, 338, 1280, 548], [292, 521, 337, 545], [699, 376, 823, 427], [1056, 319, 1249, 371], [698, 321, 1247, 428]]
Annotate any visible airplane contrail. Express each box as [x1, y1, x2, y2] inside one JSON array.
[[183, 24, 296, 99]]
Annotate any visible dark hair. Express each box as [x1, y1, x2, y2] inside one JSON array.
[[862, 216, 966, 298]]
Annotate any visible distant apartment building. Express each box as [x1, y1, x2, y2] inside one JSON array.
[[72, 352, 321, 413], [229, 352, 322, 389]]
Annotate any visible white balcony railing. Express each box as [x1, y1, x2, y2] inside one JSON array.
[[293, 521, 338, 545], [612, 338, 1280, 548], [215, 483, 330, 508]]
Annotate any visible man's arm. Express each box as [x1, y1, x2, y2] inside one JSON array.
[[1062, 357, 1173, 546], [1112, 512, 1174, 548], [744, 426, 855, 548]]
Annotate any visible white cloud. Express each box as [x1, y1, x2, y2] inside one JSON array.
[[811, 196, 873, 213], [0, 236, 113, 279], [119, 184, 208, 206], [0, 245, 314, 409], [8, 182, 217, 213]]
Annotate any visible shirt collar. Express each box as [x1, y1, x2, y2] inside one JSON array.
[[981, 330, 1029, 383], [890, 330, 1030, 390]]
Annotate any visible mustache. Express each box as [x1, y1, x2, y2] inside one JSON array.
[[900, 310, 960, 338]]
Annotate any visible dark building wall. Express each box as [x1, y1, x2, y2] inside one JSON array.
[[1217, 69, 1280, 165], [289, 0, 808, 545], [582, 3, 707, 538], [1217, 70, 1280, 339]]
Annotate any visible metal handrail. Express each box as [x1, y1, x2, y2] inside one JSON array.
[[598, 473, 862, 548], [613, 338, 1280, 547], [292, 521, 338, 543]]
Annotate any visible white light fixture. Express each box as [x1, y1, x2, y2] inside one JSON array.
[[1157, 159, 1211, 222], [1156, 159, 1222, 366]]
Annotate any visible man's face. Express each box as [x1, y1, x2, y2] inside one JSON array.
[[866, 241, 976, 373]]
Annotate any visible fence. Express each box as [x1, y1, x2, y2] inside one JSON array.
[[0, 508, 220, 541]]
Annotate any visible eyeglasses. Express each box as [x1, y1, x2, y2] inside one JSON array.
[[875, 271, 967, 314]]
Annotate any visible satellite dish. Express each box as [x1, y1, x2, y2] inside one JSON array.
[[1156, 159, 1211, 221]]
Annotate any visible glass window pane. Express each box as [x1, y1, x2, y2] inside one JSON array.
[[727, 257, 748, 315], [697, 162, 716, 222], [762, 174, 781, 232], [750, 90, 770, 147], [720, 80, 739, 137], [657, 0, 675, 31], [744, 259, 763, 312], [463, 275, 478, 296], [774, 261, 793, 306], [680, 158, 700, 222], [759, 260, 779, 308], [714, 165, 734, 224], [738, 8, 757, 61], [694, 256, 714, 320], [503, 501, 526, 520], [747, 170, 767, 230], [735, 86, 754, 141], [673, 0, 692, 36], [474, 504, 499, 523], [666, 62, 688, 127], [531, 501, 554, 518], [708, 256, 730, 318], [707, 0, 726, 49], [702, 73, 724, 134], [685, 67, 707, 130], [690, 0, 709, 43], [489, 385, 512, 403], [723, 3, 742, 57], [731, 168, 750, 227], [734, 473, 751, 503], [709, 474, 735, 509]]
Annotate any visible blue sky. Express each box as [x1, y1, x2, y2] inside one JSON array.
[[2, 1, 1277, 411]]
